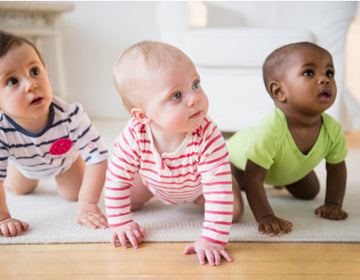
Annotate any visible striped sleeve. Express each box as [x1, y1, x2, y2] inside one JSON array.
[[198, 118, 233, 245], [105, 120, 140, 227], [0, 136, 8, 181], [67, 102, 108, 165]]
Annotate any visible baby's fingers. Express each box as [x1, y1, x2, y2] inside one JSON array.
[[220, 249, 233, 263], [93, 212, 108, 228], [78, 212, 108, 229], [126, 230, 143, 249], [279, 220, 293, 234], [204, 249, 232, 266], [183, 244, 206, 265], [0, 224, 10, 237], [183, 244, 195, 255], [118, 232, 129, 248], [205, 250, 216, 266], [91, 213, 108, 228], [0, 221, 28, 237], [78, 215, 97, 229], [197, 249, 206, 265], [315, 205, 348, 220], [329, 208, 348, 220], [111, 231, 128, 248], [258, 222, 280, 236], [258, 220, 292, 236]]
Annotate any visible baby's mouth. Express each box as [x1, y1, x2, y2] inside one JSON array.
[[319, 91, 331, 101], [30, 97, 44, 105], [190, 111, 201, 119]]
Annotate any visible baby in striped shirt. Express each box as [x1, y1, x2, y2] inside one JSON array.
[[0, 30, 109, 237], [106, 41, 243, 266]]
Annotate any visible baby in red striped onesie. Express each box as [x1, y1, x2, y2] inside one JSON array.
[[106, 41, 243, 266]]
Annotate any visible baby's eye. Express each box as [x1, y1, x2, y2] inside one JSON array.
[[30, 67, 40, 77], [303, 70, 314, 77], [171, 91, 182, 100], [192, 80, 200, 90], [326, 70, 334, 78], [7, 77, 18, 86]]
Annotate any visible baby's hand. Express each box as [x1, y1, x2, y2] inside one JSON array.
[[258, 215, 293, 236], [111, 221, 145, 249], [76, 201, 108, 229], [183, 238, 232, 266], [315, 204, 348, 220], [0, 217, 29, 237]]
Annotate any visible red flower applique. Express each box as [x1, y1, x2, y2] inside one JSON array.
[[49, 138, 73, 155]]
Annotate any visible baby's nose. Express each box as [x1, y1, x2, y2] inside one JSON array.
[[318, 76, 330, 84], [187, 93, 200, 107]]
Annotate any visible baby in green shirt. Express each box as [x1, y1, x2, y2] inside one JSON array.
[[228, 42, 348, 236]]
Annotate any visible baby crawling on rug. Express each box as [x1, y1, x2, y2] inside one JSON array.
[[228, 42, 348, 236], [105, 41, 244, 266], [0, 30, 109, 237]]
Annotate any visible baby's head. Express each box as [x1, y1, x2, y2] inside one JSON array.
[[113, 41, 193, 112], [262, 42, 336, 113], [113, 41, 208, 133], [0, 30, 45, 66], [0, 30, 53, 127]]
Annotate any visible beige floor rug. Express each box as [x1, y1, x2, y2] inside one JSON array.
[[1, 161, 359, 244], [1, 125, 359, 244]]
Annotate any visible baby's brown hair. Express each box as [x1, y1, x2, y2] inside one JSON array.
[[0, 30, 45, 66]]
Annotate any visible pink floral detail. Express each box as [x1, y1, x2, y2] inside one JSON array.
[[49, 138, 73, 155]]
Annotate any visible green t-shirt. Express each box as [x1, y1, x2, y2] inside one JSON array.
[[228, 108, 347, 186]]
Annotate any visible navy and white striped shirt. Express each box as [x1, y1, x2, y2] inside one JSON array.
[[0, 97, 108, 180]]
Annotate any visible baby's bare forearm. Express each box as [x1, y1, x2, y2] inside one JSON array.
[[78, 160, 107, 204], [325, 161, 347, 207], [0, 182, 11, 220], [244, 160, 274, 221]]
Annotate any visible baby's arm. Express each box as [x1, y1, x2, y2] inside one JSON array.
[[0, 181, 29, 237], [315, 161, 348, 220], [244, 160, 293, 236], [76, 160, 108, 229]]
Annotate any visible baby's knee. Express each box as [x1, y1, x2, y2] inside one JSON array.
[[4, 181, 37, 195], [56, 184, 79, 201], [285, 182, 320, 200], [130, 201, 144, 211], [299, 186, 320, 200]]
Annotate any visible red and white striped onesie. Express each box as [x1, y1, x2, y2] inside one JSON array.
[[105, 116, 233, 245]]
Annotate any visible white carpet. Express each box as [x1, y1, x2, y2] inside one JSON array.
[[1, 124, 359, 244], [1, 161, 359, 244]]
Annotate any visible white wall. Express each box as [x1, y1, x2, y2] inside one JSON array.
[[56, 1, 360, 123], [61, 1, 161, 120]]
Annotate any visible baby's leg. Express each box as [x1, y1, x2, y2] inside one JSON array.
[[231, 176, 244, 222], [230, 162, 245, 221], [230, 162, 244, 190], [4, 162, 38, 195], [55, 155, 85, 201], [285, 170, 320, 200], [130, 174, 153, 211], [194, 175, 244, 222]]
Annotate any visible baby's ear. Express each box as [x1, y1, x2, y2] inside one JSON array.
[[131, 108, 152, 125], [268, 81, 286, 103]]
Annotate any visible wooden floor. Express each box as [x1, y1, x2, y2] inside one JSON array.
[[0, 242, 360, 279], [1, 130, 360, 280]]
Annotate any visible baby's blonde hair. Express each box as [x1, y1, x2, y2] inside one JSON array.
[[113, 41, 190, 112]]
